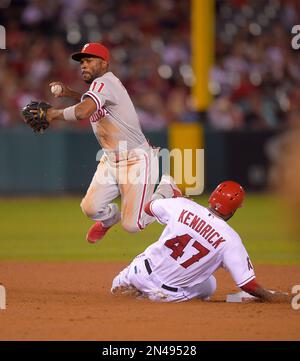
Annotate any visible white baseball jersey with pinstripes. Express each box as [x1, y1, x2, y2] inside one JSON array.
[[81, 71, 147, 152], [145, 197, 255, 289]]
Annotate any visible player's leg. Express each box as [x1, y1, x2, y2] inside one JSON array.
[[80, 155, 121, 242], [186, 276, 217, 300], [111, 256, 144, 297], [152, 174, 182, 200], [118, 147, 159, 233], [123, 257, 186, 302], [111, 264, 132, 291], [151, 276, 217, 302]]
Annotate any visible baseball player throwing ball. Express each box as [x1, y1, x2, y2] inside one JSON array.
[[111, 181, 290, 303], [21, 43, 180, 242]]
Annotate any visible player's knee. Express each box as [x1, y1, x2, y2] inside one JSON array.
[[206, 276, 217, 297], [111, 276, 121, 294], [80, 198, 98, 219], [121, 220, 140, 233]]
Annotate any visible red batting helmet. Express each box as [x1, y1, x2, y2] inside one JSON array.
[[209, 181, 245, 216]]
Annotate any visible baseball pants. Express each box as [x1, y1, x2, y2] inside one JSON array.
[[80, 144, 159, 232], [111, 254, 217, 302]]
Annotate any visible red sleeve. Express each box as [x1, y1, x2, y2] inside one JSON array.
[[240, 278, 259, 294], [144, 201, 154, 216]]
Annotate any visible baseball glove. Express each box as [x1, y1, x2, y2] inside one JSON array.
[[21, 101, 52, 133]]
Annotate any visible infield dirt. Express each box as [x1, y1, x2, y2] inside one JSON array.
[[0, 262, 299, 340]]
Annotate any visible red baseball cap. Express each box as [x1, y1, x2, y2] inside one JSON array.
[[71, 43, 110, 62]]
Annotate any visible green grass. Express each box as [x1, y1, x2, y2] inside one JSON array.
[[0, 194, 299, 264]]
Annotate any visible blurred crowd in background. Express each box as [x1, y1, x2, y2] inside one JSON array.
[[1, 0, 300, 131]]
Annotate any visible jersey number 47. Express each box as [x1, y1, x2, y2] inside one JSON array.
[[165, 234, 210, 269]]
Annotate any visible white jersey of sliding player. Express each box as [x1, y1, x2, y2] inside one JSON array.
[[81, 71, 147, 152], [146, 197, 255, 288]]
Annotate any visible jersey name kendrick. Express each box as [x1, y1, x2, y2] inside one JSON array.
[[178, 209, 226, 249]]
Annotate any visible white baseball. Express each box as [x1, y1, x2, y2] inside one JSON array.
[[51, 84, 63, 95]]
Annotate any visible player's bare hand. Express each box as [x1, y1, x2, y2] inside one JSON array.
[[49, 82, 82, 101], [49, 82, 70, 98]]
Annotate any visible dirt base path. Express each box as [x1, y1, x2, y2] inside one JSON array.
[[0, 262, 299, 340]]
